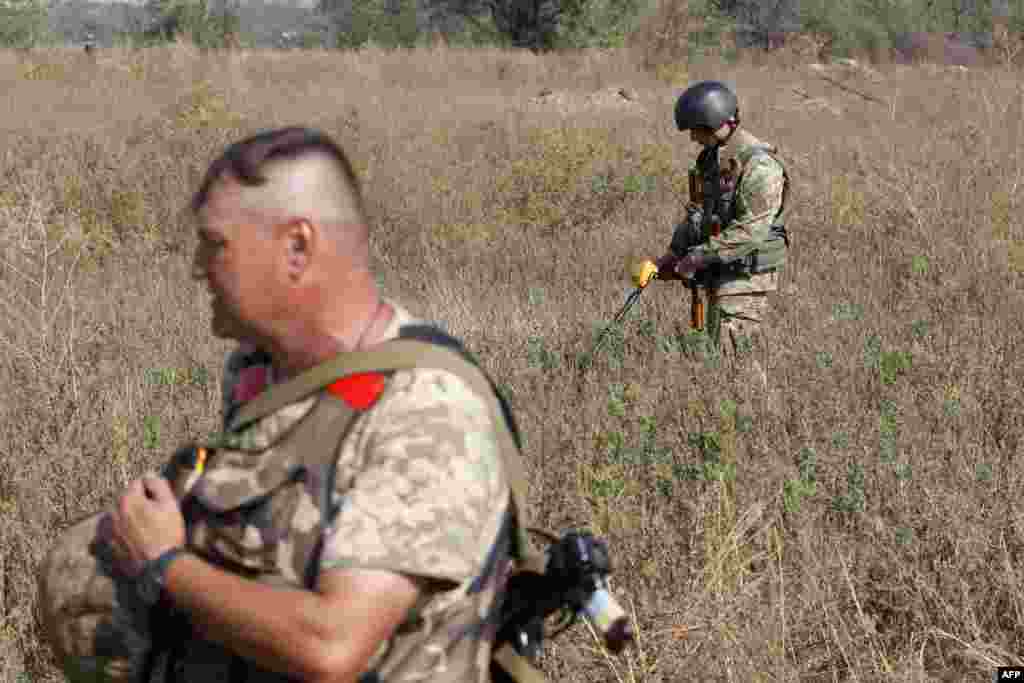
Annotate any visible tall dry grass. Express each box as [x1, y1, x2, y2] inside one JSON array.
[[1, 43, 1023, 682]]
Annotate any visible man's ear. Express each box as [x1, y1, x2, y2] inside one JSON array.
[[283, 219, 316, 280]]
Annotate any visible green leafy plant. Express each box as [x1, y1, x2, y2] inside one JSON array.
[[734, 333, 754, 355], [636, 415, 670, 464], [623, 174, 656, 194], [637, 319, 657, 341], [527, 336, 559, 371], [894, 462, 912, 482], [143, 415, 161, 450], [607, 383, 627, 417], [879, 350, 912, 385], [720, 398, 753, 433], [833, 462, 866, 514], [879, 399, 898, 464], [832, 302, 865, 322], [942, 397, 961, 418], [590, 473, 626, 499], [783, 447, 818, 514], [911, 255, 930, 277], [675, 430, 734, 482]]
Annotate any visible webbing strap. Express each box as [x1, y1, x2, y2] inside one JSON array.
[[229, 336, 537, 564], [226, 333, 550, 683]]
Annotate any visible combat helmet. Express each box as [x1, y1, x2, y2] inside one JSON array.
[[674, 81, 739, 132], [37, 512, 155, 683]]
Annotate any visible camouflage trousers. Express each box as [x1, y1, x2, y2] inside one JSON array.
[[709, 271, 778, 394]]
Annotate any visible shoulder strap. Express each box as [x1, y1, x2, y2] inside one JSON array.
[[226, 327, 550, 683], [737, 146, 790, 225], [229, 327, 542, 569]]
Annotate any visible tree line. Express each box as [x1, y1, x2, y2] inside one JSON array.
[[2, 0, 1023, 58]]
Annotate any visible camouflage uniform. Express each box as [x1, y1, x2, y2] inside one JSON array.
[[687, 129, 788, 388], [161, 302, 515, 683]]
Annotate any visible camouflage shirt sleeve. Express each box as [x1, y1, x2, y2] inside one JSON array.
[[698, 153, 786, 263], [319, 368, 509, 585]]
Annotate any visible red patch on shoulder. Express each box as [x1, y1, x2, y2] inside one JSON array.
[[326, 372, 387, 410]]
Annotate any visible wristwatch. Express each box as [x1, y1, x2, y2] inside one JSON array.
[[137, 546, 187, 607]]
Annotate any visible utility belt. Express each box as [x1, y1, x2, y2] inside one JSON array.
[[711, 232, 787, 278], [715, 252, 778, 277]]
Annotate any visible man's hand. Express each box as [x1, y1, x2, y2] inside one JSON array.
[[654, 252, 684, 280], [673, 251, 717, 277], [104, 474, 186, 577]]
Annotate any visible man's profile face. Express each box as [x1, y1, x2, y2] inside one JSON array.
[[191, 177, 279, 342]]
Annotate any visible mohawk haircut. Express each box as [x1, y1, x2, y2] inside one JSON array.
[[190, 126, 366, 224]]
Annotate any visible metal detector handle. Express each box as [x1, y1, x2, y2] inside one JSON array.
[[684, 272, 708, 331]]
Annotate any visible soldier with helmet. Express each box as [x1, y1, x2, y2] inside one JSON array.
[[638, 80, 790, 391]]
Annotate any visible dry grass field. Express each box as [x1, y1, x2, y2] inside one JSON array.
[[1, 40, 1023, 683]]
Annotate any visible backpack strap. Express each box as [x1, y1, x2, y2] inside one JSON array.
[[227, 326, 550, 682], [229, 330, 539, 563]]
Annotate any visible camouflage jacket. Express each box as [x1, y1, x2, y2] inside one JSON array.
[[161, 303, 515, 683], [692, 129, 789, 294]]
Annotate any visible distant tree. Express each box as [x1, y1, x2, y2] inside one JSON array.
[[0, 0, 50, 47], [710, 0, 799, 48], [316, 0, 419, 48], [424, 0, 562, 50], [555, 0, 654, 49], [141, 0, 241, 48]]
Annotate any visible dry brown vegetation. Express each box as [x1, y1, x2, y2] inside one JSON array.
[[2, 41, 1024, 683]]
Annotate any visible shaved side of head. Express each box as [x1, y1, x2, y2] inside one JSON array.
[[192, 127, 371, 269], [232, 154, 371, 268]]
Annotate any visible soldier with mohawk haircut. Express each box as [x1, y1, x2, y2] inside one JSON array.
[[90, 127, 531, 683]]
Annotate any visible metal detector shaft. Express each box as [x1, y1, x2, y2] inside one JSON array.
[[589, 285, 648, 360]]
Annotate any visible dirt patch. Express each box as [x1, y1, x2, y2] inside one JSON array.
[[525, 86, 647, 116]]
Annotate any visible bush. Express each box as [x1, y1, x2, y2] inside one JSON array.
[[0, 0, 50, 48], [556, 0, 656, 49], [140, 0, 241, 48], [330, 0, 419, 49]]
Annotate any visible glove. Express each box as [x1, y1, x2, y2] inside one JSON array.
[[653, 253, 686, 281], [655, 252, 679, 272], [630, 260, 659, 288], [673, 251, 719, 277]]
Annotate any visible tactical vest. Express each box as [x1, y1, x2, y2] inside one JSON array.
[[152, 325, 550, 683], [697, 144, 791, 276], [729, 145, 789, 272]]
